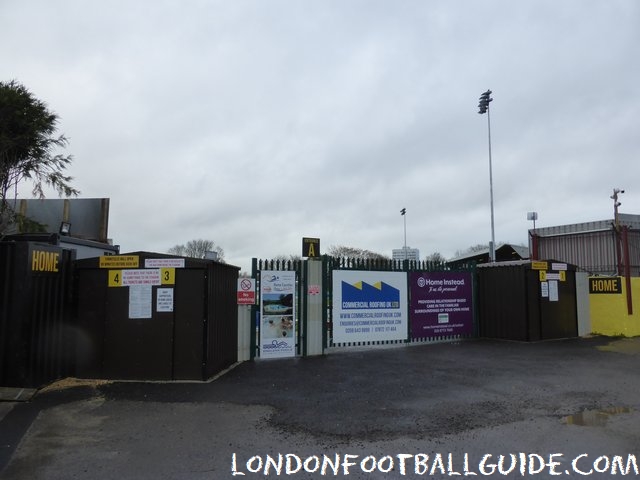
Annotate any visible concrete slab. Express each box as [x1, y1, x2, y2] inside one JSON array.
[[0, 402, 16, 423], [0, 388, 37, 402]]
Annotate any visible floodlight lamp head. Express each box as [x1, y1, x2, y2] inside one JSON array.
[[478, 90, 493, 114]]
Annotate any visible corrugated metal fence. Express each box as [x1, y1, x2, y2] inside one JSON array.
[[74, 252, 239, 382], [0, 240, 76, 388], [1, 243, 239, 388]]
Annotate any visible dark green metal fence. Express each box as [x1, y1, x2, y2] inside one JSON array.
[[324, 256, 477, 348], [250, 258, 303, 359], [251, 256, 477, 357]]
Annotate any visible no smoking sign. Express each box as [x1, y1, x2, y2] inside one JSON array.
[[237, 278, 256, 305]]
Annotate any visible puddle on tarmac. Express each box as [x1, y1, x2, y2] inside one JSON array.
[[563, 407, 632, 426], [597, 338, 640, 355]]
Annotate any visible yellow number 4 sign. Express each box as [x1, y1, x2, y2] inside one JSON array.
[[108, 270, 122, 287]]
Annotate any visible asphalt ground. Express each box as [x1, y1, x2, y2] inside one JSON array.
[[1, 336, 639, 479]]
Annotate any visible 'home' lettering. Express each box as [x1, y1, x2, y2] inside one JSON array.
[[31, 250, 60, 273], [589, 278, 621, 294]]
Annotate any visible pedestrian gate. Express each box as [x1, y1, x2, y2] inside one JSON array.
[[249, 256, 477, 359]]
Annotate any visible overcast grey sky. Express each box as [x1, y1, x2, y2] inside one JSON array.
[[3, 1, 639, 271]]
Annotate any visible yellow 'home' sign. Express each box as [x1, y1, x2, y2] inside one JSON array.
[[31, 249, 60, 273], [589, 277, 622, 294]]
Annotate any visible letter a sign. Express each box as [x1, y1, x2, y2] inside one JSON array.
[[302, 237, 320, 258]]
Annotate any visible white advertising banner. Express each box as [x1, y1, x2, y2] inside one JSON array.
[[260, 270, 296, 358], [332, 270, 408, 343]]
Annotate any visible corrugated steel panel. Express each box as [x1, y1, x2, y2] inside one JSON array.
[[204, 261, 240, 378], [533, 220, 612, 236], [74, 251, 239, 382], [0, 241, 75, 388], [477, 264, 531, 341], [537, 230, 618, 275], [619, 214, 640, 230], [477, 261, 578, 341], [533, 227, 640, 276], [0, 242, 14, 384], [533, 214, 640, 236], [628, 231, 640, 275]]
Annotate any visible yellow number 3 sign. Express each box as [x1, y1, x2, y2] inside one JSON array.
[[161, 268, 175, 285]]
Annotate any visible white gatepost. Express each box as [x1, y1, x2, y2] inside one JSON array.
[[237, 304, 252, 361], [306, 259, 324, 356], [575, 271, 591, 336]]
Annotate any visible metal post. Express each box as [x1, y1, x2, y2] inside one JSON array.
[[611, 188, 624, 275], [622, 226, 633, 315], [527, 212, 538, 260], [487, 105, 495, 262], [403, 213, 407, 259], [478, 90, 495, 262], [250, 258, 258, 359], [400, 208, 407, 260]]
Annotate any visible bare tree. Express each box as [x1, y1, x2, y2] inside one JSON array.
[[425, 252, 447, 263], [272, 254, 302, 262], [167, 244, 186, 256], [168, 239, 225, 262], [326, 245, 390, 260], [454, 243, 490, 257]]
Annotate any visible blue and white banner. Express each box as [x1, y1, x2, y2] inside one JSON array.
[[332, 270, 408, 343], [260, 270, 296, 358]]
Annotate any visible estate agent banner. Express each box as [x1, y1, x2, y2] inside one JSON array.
[[260, 270, 296, 359], [332, 270, 408, 343], [409, 271, 473, 338]]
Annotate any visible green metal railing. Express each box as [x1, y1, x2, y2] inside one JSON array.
[[251, 256, 477, 358]]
